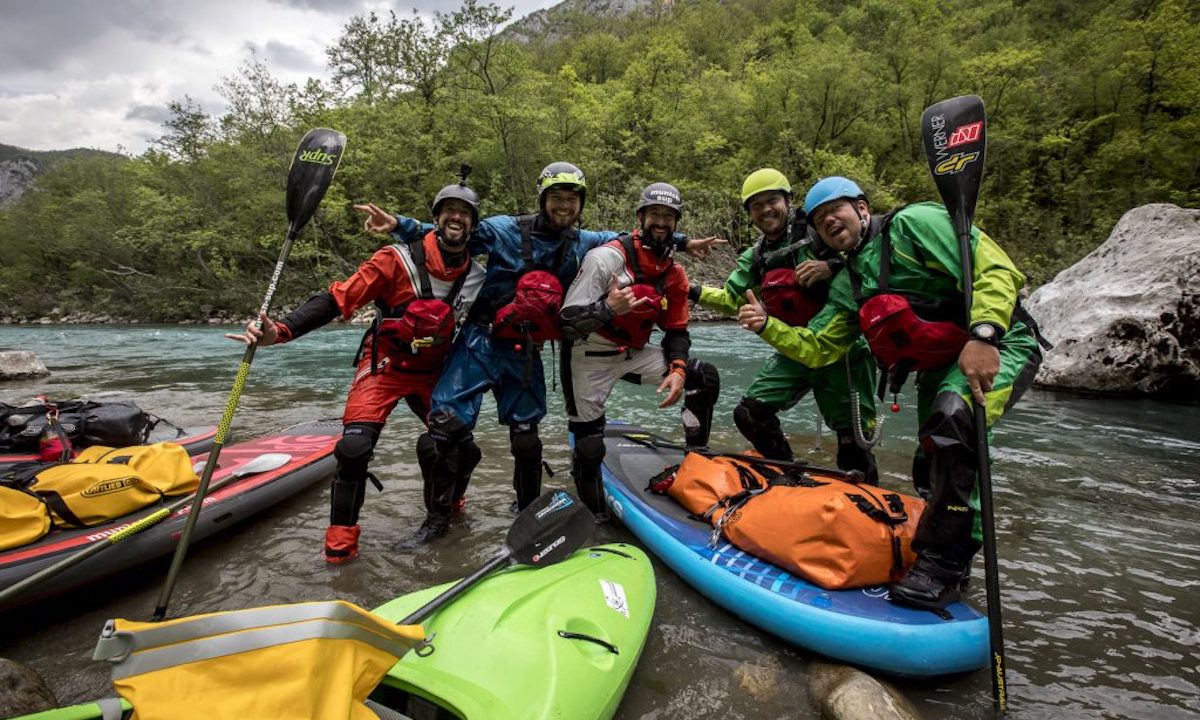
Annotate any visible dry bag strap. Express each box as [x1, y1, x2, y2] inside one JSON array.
[[37, 490, 88, 528], [93, 601, 420, 680], [844, 490, 908, 525]]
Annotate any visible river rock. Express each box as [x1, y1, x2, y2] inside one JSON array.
[[1025, 203, 1200, 398], [0, 658, 57, 717], [0, 351, 50, 380], [808, 662, 921, 720]]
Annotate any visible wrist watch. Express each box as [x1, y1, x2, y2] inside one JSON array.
[[969, 322, 1003, 348]]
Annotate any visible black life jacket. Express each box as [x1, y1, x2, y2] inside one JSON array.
[[596, 233, 673, 349], [355, 233, 469, 374]]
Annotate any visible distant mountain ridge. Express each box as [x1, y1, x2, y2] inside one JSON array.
[[503, 0, 659, 42], [0, 144, 125, 208]]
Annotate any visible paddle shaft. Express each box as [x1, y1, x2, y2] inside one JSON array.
[[0, 471, 245, 607], [400, 551, 511, 625], [152, 230, 297, 621], [153, 127, 345, 621], [921, 96, 1006, 715], [621, 434, 860, 482], [960, 225, 1007, 717], [394, 490, 594, 628]]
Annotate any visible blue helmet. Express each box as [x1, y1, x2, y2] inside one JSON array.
[[803, 176, 867, 215]]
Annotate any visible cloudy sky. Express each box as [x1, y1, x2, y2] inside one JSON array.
[[0, 0, 558, 155]]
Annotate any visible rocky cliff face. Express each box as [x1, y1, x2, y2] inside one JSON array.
[[1025, 203, 1200, 400], [504, 0, 659, 42], [0, 157, 38, 208]]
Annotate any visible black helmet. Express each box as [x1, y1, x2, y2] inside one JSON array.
[[432, 183, 480, 224], [636, 182, 684, 217], [537, 161, 587, 211], [432, 163, 480, 223]]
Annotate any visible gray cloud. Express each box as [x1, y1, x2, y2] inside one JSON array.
[[124, 104, 173, 124], [0, 1, 187, 74], [261, 40, 325, 73], [265, 0, 367, 11]]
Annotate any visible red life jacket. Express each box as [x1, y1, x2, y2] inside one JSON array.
[[597, 233, 673, 350], [491, 216, 565, 343], [851, 211, 967, 372], [359, 233, 468, 374], [759, 267, 827, 327]]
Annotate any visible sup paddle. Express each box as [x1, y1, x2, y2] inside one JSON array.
[[619, 432, 865, 483], [399, 489, 594, 626], [152, 127, 346, 621], [0, 452, 293, 607], [920, 95, 1007, 715]]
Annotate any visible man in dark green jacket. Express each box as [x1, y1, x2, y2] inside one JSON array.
[[737, 176, 1043, 609], [693, 168, 878, 483]]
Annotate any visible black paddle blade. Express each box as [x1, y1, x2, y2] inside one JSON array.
[[508, 490, 594, 567], [920, 96, 986, 237], [286, 128, 346, 235]]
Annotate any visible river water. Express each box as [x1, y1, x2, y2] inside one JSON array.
[[1, 323, 1197, 719]]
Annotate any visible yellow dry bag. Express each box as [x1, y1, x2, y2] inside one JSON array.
[[28, 442, 198, 528], [92, 600, 424, 720]]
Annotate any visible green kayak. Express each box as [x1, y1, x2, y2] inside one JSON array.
[[11, 542, 656, 720]]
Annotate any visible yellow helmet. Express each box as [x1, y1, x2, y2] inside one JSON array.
[[740, 168, 792, 209]]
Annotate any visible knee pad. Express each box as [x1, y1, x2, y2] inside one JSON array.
[[569, 417, 607, 462], [331, 424, 379, 525], [335, 423, 380, 478], [684, 360, 720, 404], [569, 418, 607, 515], [733, 397, 793, 461], [427, 408, 471, 444], [733, 397, 778, 431], [918, 392, 976, 455], [415, 432, 439, 480], [683, 361, 719, 447], [510, 423, 543, 510], [454, 438, 482, 480], [509, 423, 542, 462]]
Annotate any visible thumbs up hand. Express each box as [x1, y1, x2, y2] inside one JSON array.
[[738, 289, 768, 333]]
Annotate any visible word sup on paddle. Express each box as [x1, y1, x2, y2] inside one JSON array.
[[921, 95, 1007, 717], [152, 128, 347, 622]]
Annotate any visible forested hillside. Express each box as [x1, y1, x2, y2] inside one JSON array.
[[1, 0, 1195, 321]]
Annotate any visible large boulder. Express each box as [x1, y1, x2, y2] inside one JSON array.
[[0, 351, 49, 381], [1024, 203, 1200, 398]]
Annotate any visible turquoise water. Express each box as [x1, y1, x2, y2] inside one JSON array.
[[1, 323, 1197, 719]]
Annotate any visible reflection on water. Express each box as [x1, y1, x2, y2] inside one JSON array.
[[1, 324, 1198, 719]]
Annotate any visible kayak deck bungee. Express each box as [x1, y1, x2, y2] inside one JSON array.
[[0, 424, 218, 470], [600, 420, 989, 677], [0, 419, 339, 612], [370, 543, 656, 720], [7, 543, 655, 720]]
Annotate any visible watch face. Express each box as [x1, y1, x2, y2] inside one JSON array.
[[973, 324, 996, 340]]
